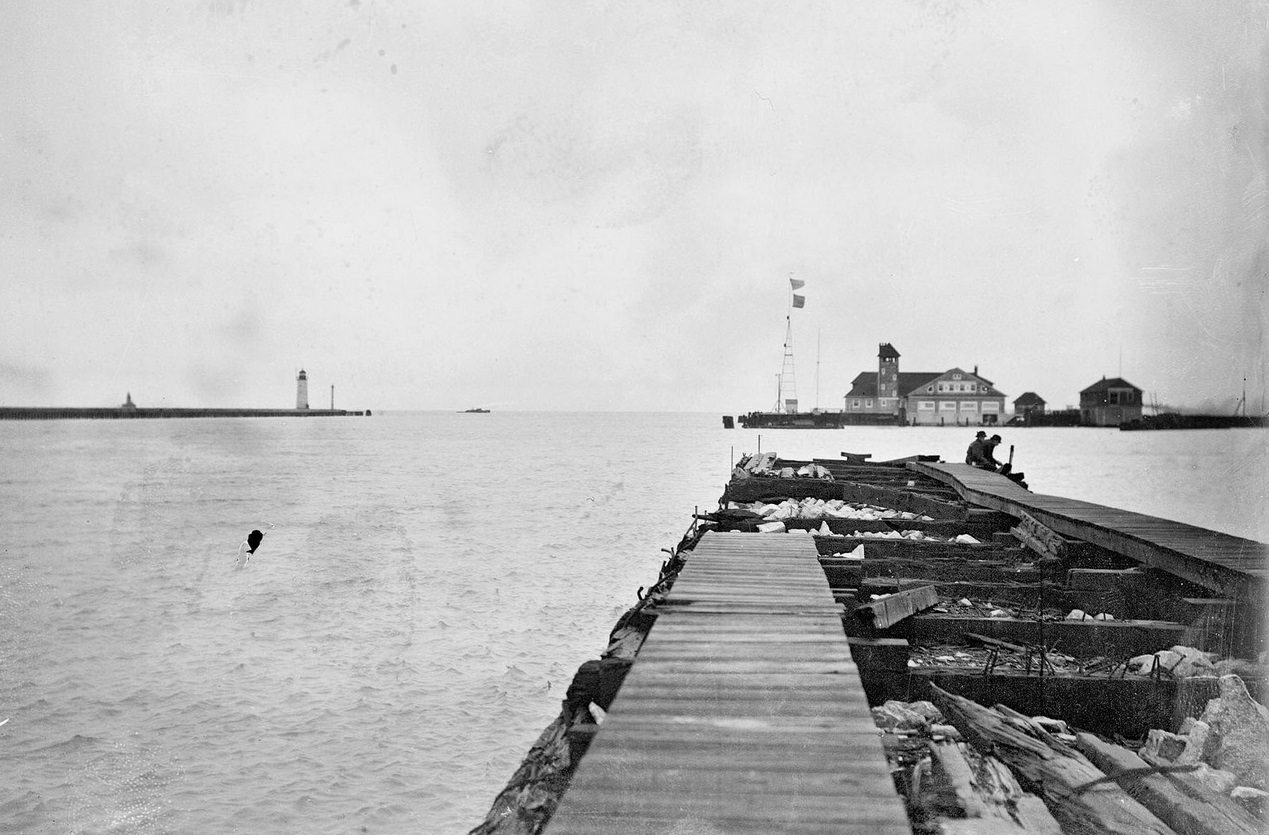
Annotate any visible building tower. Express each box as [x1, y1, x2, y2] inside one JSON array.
[[877, 343, 900, 402], [296, 369, 309, 410]]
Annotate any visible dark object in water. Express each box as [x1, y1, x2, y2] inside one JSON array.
[[246, 529, 264, 554]]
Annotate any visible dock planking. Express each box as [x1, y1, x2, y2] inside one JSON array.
[[546, 532, 909, 834], [912, 462, 1268, 598]]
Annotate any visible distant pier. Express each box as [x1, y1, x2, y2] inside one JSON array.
[[0, 407, 368, 420]]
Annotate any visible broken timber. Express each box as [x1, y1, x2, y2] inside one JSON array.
[[930, 686, 1175, 835], [472, 451, 1269, 835]]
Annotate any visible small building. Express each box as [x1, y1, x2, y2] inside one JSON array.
[[844, 343, 1007, 426], [1013, 392, 1046, 422], [1079, 377, 1143, 426], [296, 369, 309, 410]]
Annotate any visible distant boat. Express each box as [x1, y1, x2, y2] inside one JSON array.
[[462, 408, 490, 413]]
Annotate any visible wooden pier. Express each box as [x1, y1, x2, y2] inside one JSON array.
[[546, 532, 909, 834], [912, 462, 1268, 597], [475, 452, 1269, 835]]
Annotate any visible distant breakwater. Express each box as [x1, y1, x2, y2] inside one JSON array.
[[0, 407, 369, 420]]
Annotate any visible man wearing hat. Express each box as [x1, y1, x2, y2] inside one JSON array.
[[965, 430, 991, 468], [966, 431, 1002, 471]]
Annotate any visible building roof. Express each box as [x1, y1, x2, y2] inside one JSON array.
[[878, 343, 901, 359], [1014, 392, 1046, 406], [846, 371, 942, 398], [1080, 377, 1141, 395], [846, 368, 1007, 399]]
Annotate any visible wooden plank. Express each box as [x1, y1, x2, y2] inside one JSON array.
[[1074, 732, 1262, 835], [912, 461, 1268, 598], [930, 686, 1175, 835], [546, 530, 908, 833], [854, 584, 939, 628]]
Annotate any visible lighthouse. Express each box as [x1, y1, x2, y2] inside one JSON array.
[[296, 369, 309, 410]]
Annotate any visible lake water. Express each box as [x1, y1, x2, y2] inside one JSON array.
[[1, 413, 1265, 833]]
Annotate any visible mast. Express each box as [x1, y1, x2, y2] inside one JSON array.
[[815, 329, 821, 410], [778, 315, 797, 413]]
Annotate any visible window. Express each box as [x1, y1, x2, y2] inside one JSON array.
[[982, 402, 1000, 412], [926, 386, 933, 393], [918, 401, 935, 410], [960, 401, 978, 411], [952, 373, 962, 380], [865, 399, 873, 408], [851, 399, 861, 409], [939, 401, 956, 411]]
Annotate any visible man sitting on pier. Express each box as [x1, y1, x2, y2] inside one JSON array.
[[967, 433, 1029, 489], [965, 431, 998, 469]]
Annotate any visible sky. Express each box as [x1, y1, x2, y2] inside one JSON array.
[[2, 0, 1266, 412]]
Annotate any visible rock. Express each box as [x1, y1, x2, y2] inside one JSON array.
[[1066, 609, 1088, 620], [1140, 729, 1188, 762], [1175, 717, 1210, 765], [1190, 763, 1240, 795], [1230, 786, 1269, 820], [1127, 646, 1217, 678], [1199, 674, 1269, 789], [871, 699, 944, 731], [1093, 613, 1115, 620], [1031, 716, 1070, 736], [1166, 645, 1218, 678]]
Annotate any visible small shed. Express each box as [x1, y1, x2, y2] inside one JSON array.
[[1079, 377, 1143, 426], [1013, 392, 1046, 421]]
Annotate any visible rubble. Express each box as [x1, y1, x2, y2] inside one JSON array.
[[1127, 645, 1218, 678], [871, 699, 944, 731]]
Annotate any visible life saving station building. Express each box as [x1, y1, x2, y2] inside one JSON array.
[[843, 343, 1008, 426]]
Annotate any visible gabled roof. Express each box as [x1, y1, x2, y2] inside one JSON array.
[[878, 343, 900, 360], [1081, 377, 1141, 394], [845, 371, 945, 398], [1014, 392, 1046, 406]]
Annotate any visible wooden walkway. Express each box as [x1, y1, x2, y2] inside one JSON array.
[[912, 462, 1269, 597], [546, 531, 909, 834]]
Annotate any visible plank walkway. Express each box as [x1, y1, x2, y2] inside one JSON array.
[[912, 462, 1268, 597], [546, 531, 910, 834]]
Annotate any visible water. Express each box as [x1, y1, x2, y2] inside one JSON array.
[[0, 413, 1264, 833]]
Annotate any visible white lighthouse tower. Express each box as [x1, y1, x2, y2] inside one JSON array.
[[296, 369, 310, 410]]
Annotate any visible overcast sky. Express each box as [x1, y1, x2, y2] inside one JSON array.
[[3, 1, 1266, 412]]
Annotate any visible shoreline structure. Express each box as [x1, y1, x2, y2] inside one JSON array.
[[471, 449, 1268, 834], [0, 406, 368, 420]]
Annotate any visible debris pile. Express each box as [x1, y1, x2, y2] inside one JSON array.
[[732, 496, 934, 522], [1137, 674, 1269, 816], [1126, 645, 1218, 679], [869, 698, 1062, 834], [928, 685, 1267, 835], [733, 451, 834, 480]]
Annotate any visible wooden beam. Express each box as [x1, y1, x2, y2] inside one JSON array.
[[1011, 511, 1066, 560], [930, 686, 1175, 835], [1074, 732, 1263, 835], [904, 616, 1192, 657], [854, 670, 1247, 739], [854, 585, 940, 629]]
